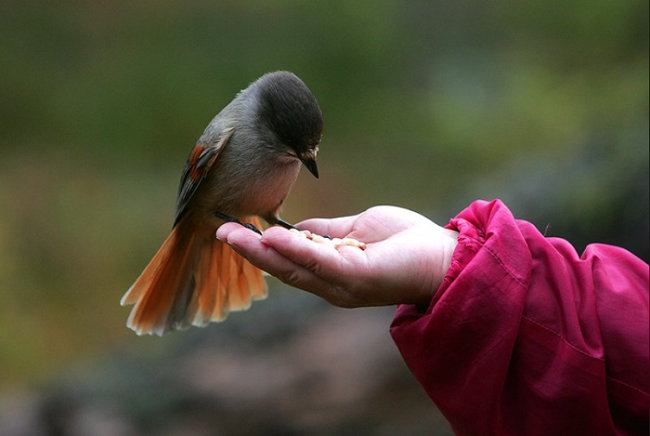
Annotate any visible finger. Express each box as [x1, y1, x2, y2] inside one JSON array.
[[261, 226, 367, 281], [295, 214, 359, 238], [217, 222, 259, 242], [219, 225, 337, 299]]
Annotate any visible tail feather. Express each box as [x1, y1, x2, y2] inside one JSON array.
[[189, 239, 218, 327], [124, 225, 199, 335], [122, 217, 268, 336], [245, 254, 267, 300], [211, 216, 268, 318], [228, 251, 249, 311], [120, 234, 168, 307]]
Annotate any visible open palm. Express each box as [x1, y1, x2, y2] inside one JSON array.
[[217, 206, 458, 307]]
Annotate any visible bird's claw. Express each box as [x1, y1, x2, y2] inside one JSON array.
[[214, 212, 262, 235], [243, 223, 263, 235]]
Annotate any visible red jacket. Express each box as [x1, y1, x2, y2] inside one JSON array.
[[391, 200, 649, 436]]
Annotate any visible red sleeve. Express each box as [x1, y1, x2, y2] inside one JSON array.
[[390, 200, 649, 436]]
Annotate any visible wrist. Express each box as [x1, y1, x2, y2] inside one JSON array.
[[412, 228, 460, 307], [441, 229, 459, 275], [431, 229, 459, 296]]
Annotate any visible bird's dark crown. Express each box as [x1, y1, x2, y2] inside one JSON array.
[[256, 72, 323, 155]]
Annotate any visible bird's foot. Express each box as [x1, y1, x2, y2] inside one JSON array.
[[214, 212, 263, 235], [268, 216, 333, 240]]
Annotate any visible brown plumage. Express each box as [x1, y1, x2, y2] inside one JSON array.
[[121, 72, 323, 336], [121, 216, 267, 335]]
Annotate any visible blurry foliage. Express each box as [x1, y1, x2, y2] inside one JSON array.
[[0, 0, 648, 387]]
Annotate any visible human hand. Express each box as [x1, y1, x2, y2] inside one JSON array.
[[216, 206, 459, 308]]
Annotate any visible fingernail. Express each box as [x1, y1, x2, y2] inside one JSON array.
[[216, 226, 230, 242]]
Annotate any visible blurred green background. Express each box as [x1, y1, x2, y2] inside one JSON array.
[[0, 0, 648, 434]]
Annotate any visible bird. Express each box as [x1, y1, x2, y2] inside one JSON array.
[[120, 71, 323, 336]]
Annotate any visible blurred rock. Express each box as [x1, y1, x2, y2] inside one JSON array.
[[0, 391, 46, 436], [0, 292, 453, 435]]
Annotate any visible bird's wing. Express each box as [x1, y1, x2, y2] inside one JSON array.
[[173, 128, 234, 227]]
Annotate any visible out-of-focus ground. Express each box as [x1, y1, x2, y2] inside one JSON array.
[[0, 0, 647, 434], [0, 295, 454, 435]]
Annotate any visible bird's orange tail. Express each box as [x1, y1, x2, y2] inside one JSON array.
[[121, 218, 267, 336]]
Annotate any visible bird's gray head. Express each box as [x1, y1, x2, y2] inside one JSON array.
[[254, 71, 323, 178]]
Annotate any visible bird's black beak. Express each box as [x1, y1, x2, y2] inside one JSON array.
[[300, 157, 319, 179]]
